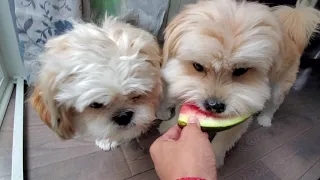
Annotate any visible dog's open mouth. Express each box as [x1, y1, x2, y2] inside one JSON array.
[[187, 103, 224, 119], [190, 103, 258, 120], [178, 103, 253, 132]]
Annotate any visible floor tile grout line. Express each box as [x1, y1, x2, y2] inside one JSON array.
[[223, 123, 319, 179], [123, 168, 155, 180], [226, 124, 318, 178], [22, 119, 317, 178], [24, 124, 50, 127], [298, 157, 320, 180], [0, 173, 11, 178], [120, 146, 134, 177], [223, 160, 282, 180], [16, 90, 320, 179], [259, 160, 282, 180], [0, 130, 13, 133], [0, 175, 11, 179], [227, 123, 319, 178], [25, 149, 101, 171]]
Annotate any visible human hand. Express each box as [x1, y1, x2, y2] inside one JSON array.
[[150, 117, 217, 180]]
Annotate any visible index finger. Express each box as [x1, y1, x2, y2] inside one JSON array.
[[158, 125, 182, 141]]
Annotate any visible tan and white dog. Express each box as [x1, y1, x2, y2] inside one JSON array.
[[30, 16, 163, 151], [158, 0, 320, 167]]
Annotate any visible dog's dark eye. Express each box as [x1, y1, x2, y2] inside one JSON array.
[[89, 102, 104, 109], [132, 95, 141, 100], [233, 68, 249, 76], [193, 62, 205, 72]]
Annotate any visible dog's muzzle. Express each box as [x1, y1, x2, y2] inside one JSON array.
[[112, 109, 134, 126]]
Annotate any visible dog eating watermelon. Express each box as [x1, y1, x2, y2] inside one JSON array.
[[178, 104, 252, 132]]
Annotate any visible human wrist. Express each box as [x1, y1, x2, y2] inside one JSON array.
[[171, 167, 211, 180], [177, 177, 206, 180]]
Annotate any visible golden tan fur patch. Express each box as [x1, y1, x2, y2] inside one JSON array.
[[30, 86, 75, 140]]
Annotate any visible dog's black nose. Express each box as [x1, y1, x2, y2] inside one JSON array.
[[112, 110, 134, 126], [204, 99, 226, 113]]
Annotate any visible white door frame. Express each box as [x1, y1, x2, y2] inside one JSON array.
[[0, 48, 10, 100], [0, 1, 26, 180], [0, 47, 12, 126]]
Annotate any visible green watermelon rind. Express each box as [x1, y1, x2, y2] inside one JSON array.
[[177, 114, 251, 132]]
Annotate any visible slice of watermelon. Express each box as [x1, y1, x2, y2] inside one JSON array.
[[178, 104, 252, 132]]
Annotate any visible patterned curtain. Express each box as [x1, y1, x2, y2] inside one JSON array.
[[14, 0, 85, 84]]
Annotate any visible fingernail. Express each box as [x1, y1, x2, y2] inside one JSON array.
[[188, 116, 200, 125]]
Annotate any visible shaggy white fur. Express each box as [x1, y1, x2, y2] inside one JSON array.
[[30, 16, 162, 151], [158, 0, 320, 167]]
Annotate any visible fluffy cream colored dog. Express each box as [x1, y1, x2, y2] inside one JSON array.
[[158, 0, 320, 167], [30, 17, 162, 151]]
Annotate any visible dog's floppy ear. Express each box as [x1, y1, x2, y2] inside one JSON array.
[[140, 40, 163, 68], [30, 86, 51, 128], [30, 85, 74, 140], [30, 34, 75, 140], [163, 10, 187, 66]]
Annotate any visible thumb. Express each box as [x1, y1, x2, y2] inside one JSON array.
[[179, 117, 204, 140], [187, 116, 201, 127]]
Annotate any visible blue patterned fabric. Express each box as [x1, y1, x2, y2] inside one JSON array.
[[14, 0, 82, 84]]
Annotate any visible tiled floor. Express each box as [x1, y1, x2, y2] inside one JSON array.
[[1, 74, 320, 180]]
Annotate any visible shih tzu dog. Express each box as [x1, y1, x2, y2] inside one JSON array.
[[158, 0, 320, 167], [30, 16, 162, 151]]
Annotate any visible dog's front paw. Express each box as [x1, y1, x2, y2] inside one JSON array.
[[158, 122, 170, 134], [257, 115, 272, 127], [95, 139, 119, 151], [156, 105, 176, 121], [215, 155, 225, 168], [212, 145, 225, 168], [157, 119, 177, 134]]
